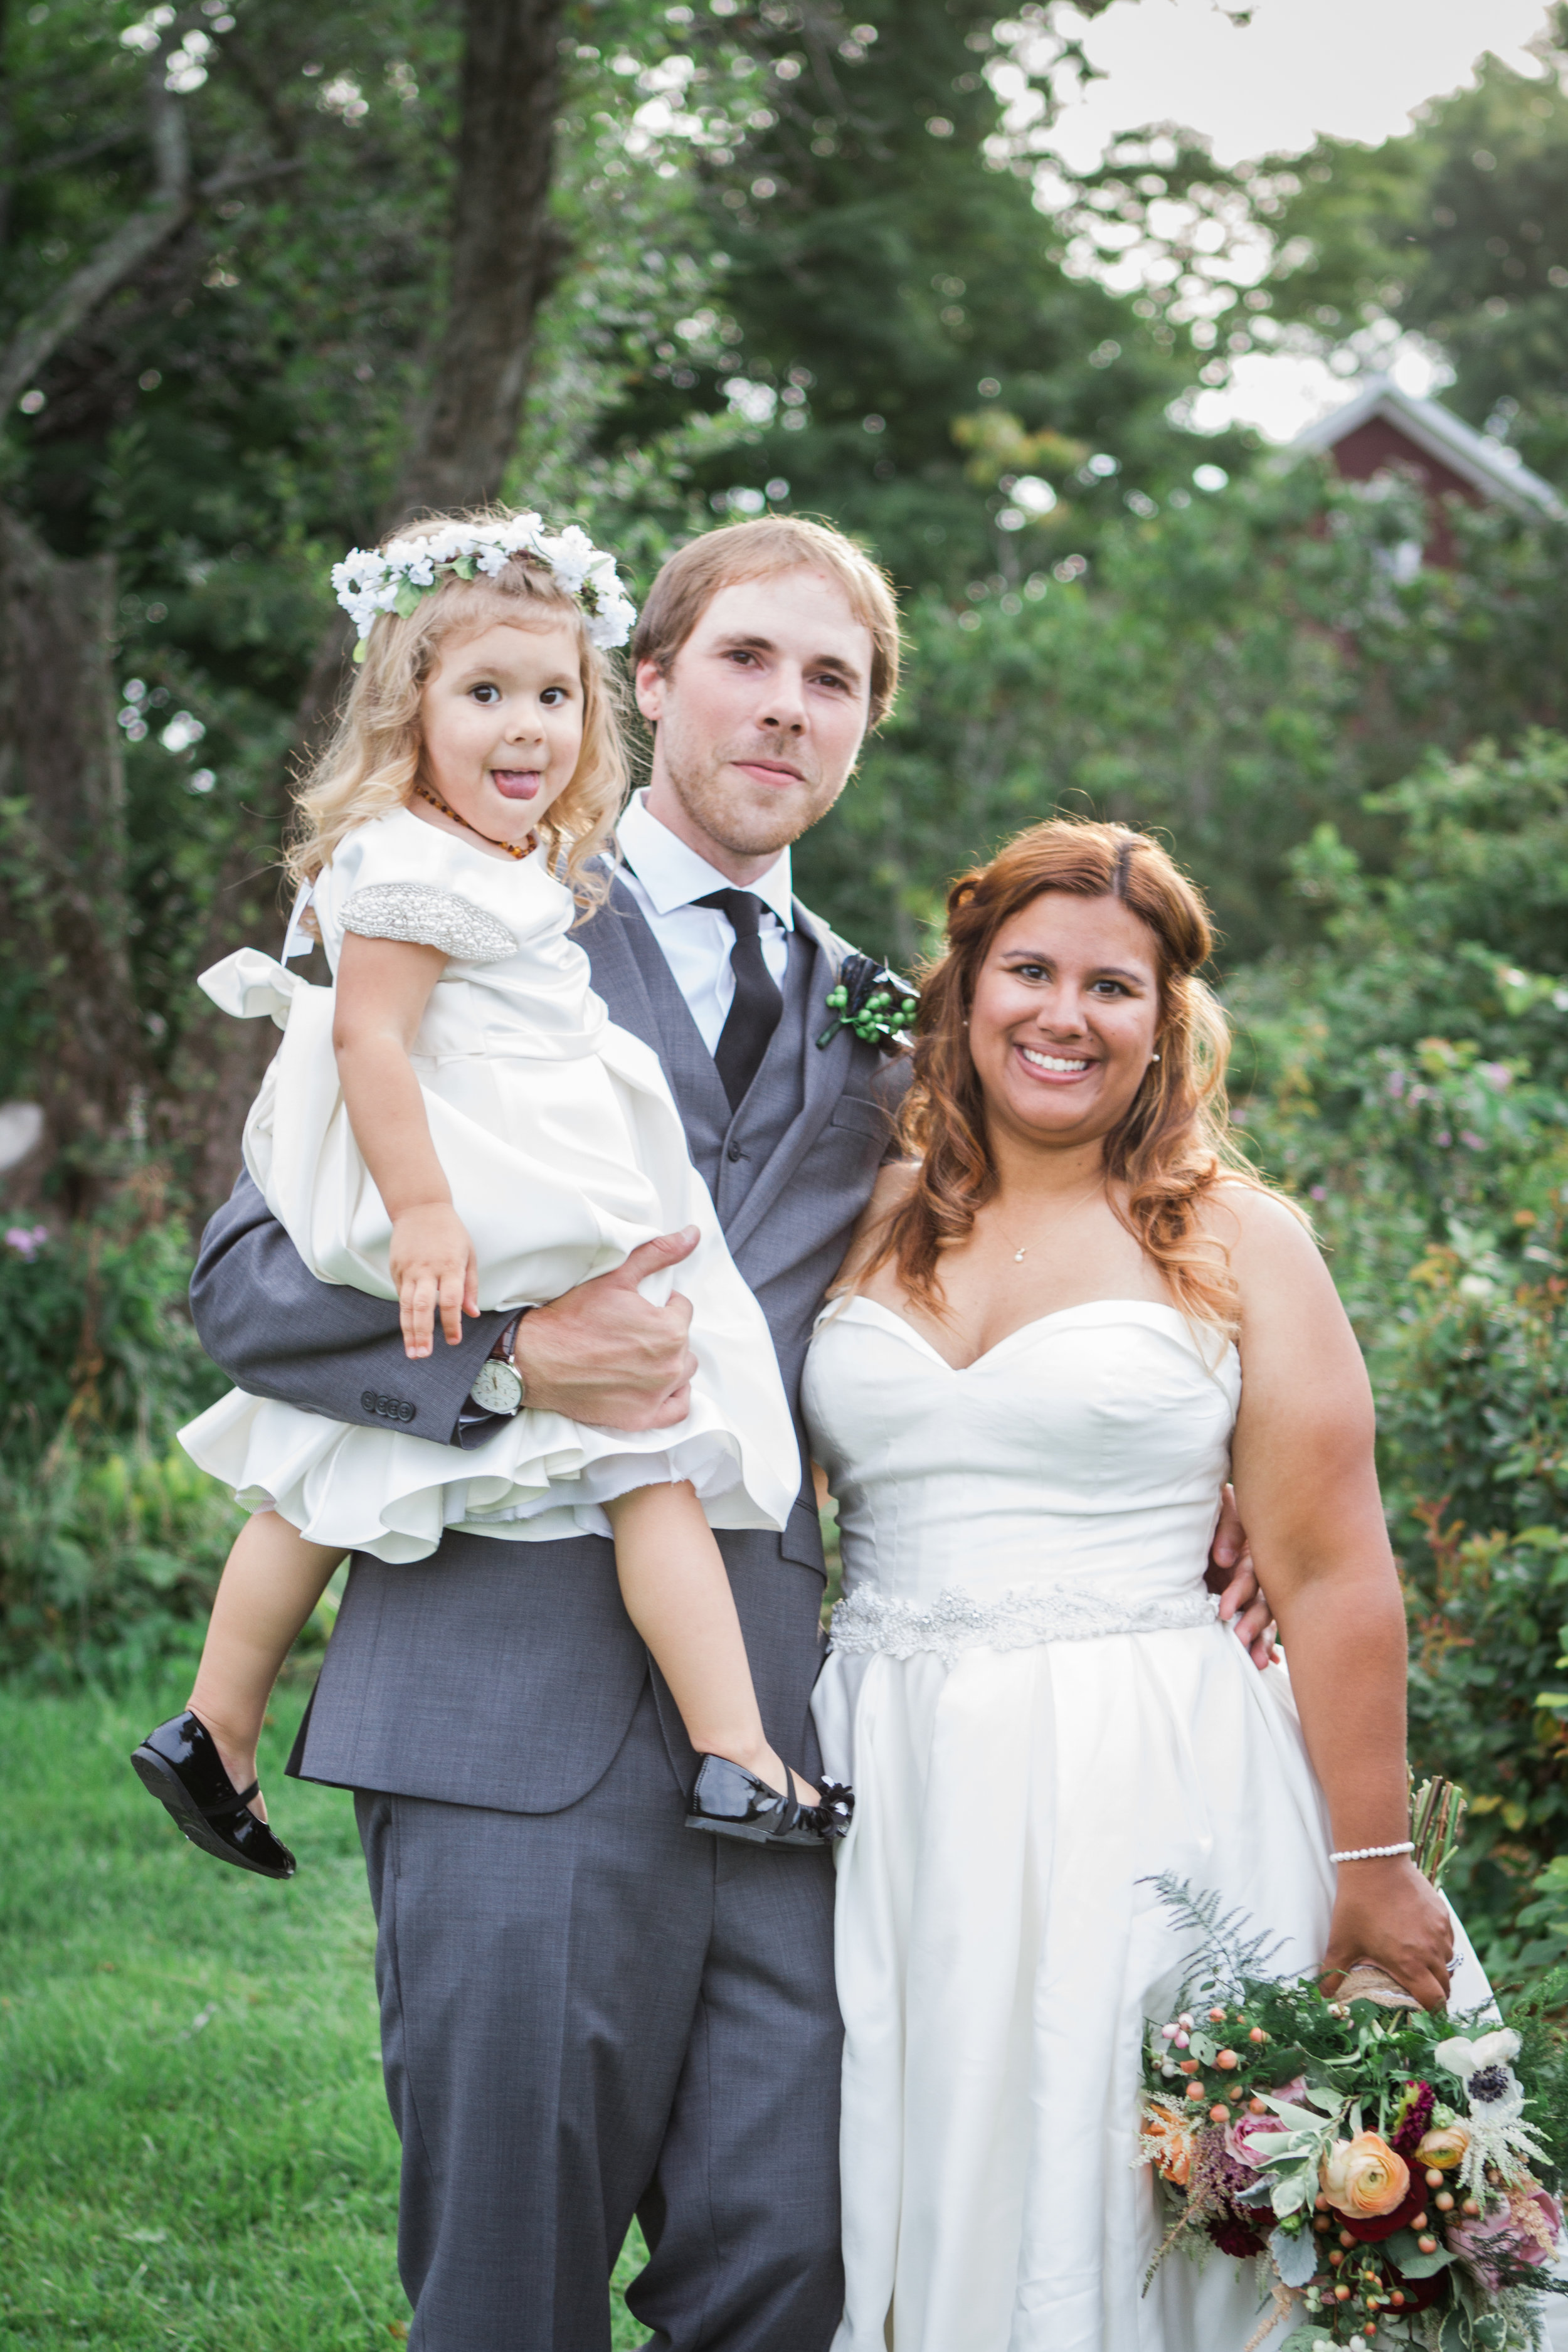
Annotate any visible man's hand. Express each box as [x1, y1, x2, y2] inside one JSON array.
[[509, 1229, 701, 1431], [1205, 1483, 1279, 1671]]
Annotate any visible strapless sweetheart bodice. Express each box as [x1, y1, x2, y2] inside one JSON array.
[[802, 1295, 1241, 1654]]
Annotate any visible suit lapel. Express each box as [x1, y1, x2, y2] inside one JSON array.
[[578, 879, 664, 1057], [723, 901, 853, 1260]]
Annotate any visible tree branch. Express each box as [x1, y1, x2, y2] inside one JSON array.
[[0, 0, 14, 250], [0, 36, 191, 416]]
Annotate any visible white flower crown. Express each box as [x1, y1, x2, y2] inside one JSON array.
[[331, 513, 638, 660]]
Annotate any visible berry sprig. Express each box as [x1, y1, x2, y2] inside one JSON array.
[[816, 952, 918, 1051]]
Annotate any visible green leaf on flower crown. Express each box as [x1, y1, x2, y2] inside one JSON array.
[[393, 578, 425, 618], [453, 556, 477, 578]]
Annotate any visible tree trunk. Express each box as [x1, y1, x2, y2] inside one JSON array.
[[177, 0, 573, 1213], [0, 504, 148, 1213], [393, 0, 571, 521]]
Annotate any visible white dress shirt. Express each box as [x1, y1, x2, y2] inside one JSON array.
[[614, 790, 793, 1055]]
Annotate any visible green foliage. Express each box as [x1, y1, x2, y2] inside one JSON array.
[[0, 1434, 243, 1685], [0, 1683, 652, 2347], [1, 0, 1217, 1143], [0, 1196, 221, 1461], [0, 1195, 239, 1679], [796, 476, 1568, 968], [605, 0, 1237, 596], [1254, 9, 1568, 487], [1043, 10, 1568, 501], [1228, 733, 1568, 1961]]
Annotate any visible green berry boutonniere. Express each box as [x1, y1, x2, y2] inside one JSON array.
[[817, 953, 918, 1051]]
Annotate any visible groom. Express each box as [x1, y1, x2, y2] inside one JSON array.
[[188, 515, 1266, 2351]]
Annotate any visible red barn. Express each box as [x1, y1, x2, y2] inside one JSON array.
[[1290, 375, 1563, 566]]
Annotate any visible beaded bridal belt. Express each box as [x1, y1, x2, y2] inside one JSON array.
[[827, 1581, 1219, 1666]]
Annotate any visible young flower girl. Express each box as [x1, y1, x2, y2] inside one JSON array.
[[132, 511, 849, 1877]]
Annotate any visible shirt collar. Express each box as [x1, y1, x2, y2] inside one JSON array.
[[617, 789, 795, 930]]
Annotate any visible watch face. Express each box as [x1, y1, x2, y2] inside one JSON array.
[[470, 1357, 524, 1416]]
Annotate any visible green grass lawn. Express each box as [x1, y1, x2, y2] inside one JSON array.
[[0, 1681, 650, 2349]]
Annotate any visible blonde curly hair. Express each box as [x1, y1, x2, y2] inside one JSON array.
[[286, 511, 629, 908]]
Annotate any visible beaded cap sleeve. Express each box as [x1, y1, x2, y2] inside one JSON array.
[[342, 881, 516, 964], [312, 808, 529, 973]]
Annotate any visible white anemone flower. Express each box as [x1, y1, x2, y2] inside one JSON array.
[[1434, 2027, 1550, 2193]]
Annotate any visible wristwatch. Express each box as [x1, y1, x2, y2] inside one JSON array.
[[467, 1312, 526, 1417]]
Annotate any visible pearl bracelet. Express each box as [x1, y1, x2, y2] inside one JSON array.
[[1329, 1840, 1414, 1863]]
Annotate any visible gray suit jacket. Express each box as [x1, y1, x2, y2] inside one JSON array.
[[188, 875, 906, 1814]]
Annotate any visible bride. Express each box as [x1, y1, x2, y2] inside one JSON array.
[[803, 819, 1488, 2351]]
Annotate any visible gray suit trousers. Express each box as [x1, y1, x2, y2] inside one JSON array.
[[358, 1680, 842, 2352]]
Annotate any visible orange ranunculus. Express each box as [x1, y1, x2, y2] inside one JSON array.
[[1321, 2132, 1411, 2220], [1141, 2096, 1197, 2187], [1414, 2125, 1471, 2173]]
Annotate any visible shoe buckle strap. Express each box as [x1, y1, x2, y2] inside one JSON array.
[[198, 1779, 260, 1816]]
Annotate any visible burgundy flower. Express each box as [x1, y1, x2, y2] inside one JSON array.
[[1207, 2211, 1269, 2259], [1389, 2080, 1435, 2158]]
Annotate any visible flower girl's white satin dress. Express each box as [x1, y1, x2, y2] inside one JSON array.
[[179, 807, 799, 1560], [804, 1294, 1488, 2352]]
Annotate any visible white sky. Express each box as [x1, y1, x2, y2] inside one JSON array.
[[1039, 0, 1556, 438]]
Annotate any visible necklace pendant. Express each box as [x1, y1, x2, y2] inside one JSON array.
[[1014, 1248, 1027, 1263]]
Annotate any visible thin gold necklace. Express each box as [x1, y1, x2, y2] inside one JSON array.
[[1000, 1175, 1106, 1264], [415, 781, 535, 861]]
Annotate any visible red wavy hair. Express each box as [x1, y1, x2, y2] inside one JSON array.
[[868, 818, 1283, 1332]]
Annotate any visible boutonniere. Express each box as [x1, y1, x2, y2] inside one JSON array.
[[817, 952, 918, 1051]]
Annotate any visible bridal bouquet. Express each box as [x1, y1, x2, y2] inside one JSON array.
[[1138, 1789, 1568, 2351]]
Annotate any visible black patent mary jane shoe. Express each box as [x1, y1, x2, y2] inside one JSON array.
[[130, 1712, 296, 1881], [686, 1755, 854, 1851]]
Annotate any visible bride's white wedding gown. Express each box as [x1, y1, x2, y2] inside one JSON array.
[[803, 1295, 1488, 2352]]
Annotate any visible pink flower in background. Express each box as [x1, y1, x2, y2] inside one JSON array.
[[1478, 1062, 1512, 1090], [1225, 2079, 1309, 2168], [1459, 1130, 1485, 1150], [1446, 2189, 1559, 2292], [1224, 2110, 1288, 2168], [3, 1224, 48, 1260]]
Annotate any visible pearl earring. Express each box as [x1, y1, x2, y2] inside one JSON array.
[[1150, 1051, 1161, 1062]]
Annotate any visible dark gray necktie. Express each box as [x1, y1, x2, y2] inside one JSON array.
[[697, 888, 784, 1111]]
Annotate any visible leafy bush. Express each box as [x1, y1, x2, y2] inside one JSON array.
[[0, 1436, 242, 1685], [0, 1189, 237, 1677], [0, 1191, 223, 1466], [1230, 733, 1568, 1961], [1379, 1260, 1568, 1964]]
